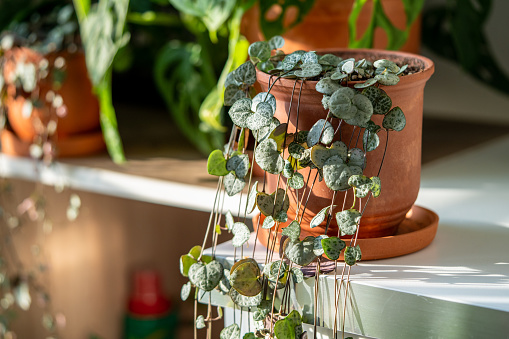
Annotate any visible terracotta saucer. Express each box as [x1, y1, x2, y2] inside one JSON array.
[[1, 128, 105, 158], [253, 205, 439, 261]]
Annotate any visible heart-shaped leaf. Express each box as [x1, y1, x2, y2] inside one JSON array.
[[224, 172, 246, 196], [219, 269, 231, 293], [344, 94, 373, 127], [383, 106, 406, 131], [370, 176, 381, 197], [232, 222, 250, 247], [315, 77, 341, 95], [310, 141, 348, 168], [274, 318, 294, 339], [207, 150, 229, 176], [230, 259, 262, 297], [288, 142, 306, 160], [283, 160, 294, 179], [285, 236, 318, 266], [321, 237, 346, 260], [263, 260, 288, 288], [225, 210, 234, 230], [268, 35, 285, 50], [353, 77, 377, 89], [288, 172, 305, 189], [323, 156, 352, 191], [255, 139, 284, 174], [220, 323, 241, 339], [281, 220, 301, 242], [362, 87, 392, 115], [313, 234, 329, 256], [247, 101, 274, 130], [229, 288, 262, 307], [196, 315, 206, 329], [344, 245, 362, 266], [291, 267, 304, 283], [336, 209, 361, 236], [375, 72, 400, 86], [253, 300, 272, 321], [248, 41, 271, 63], [301, 51, 318, 64], [348, 175, 373, 198], [348, 148, 365, 168], [246, 182, 259, 214], [262, 215, 275, 229], [363, 129, 380, 152], [286, 310, 303, 338], [342, 59, 355, 74], [307, 119, 334, 147], [295, 63, 322, 78], [234, 61, 256, 86], [251, 92, 276, 113], [274, 210, 288, 223], [180, 255, 197, 277], [329, 87, 357, 120], [181, 281, 191, 301], [256, 188, 289, 217], [310, 205, 331, 228], [331, 71, 348, 81], [319, 54, 341, 67], [224, 84, 245, 106], [188, 245, 201, 260], [226, 153, 250, 179], [253, 117, 280, 143], [188, 260, 224, 291], [229, 98, 252, 128], [374, 59, 400, 73]]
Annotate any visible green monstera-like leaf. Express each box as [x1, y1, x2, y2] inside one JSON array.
[[383, 107, 406, 131], [256, 188, 289, 218], [220, 323, 241, 339], [281, 220, 301, 242], [207, 149, 229, 176], [310, 141, 348, 169], [323, 156, 353, 191], [307, 119, 334, 147], [285, 236, 318, 266], [362, 87, 392, 115], [224, 172, 246, 196], [344, 245, 362, 266], [336, 209, 362, 236], [322, 236, 346, 260], [230, 259, 262, 297], [231, 222, 250, 247], [255, 138, 284, 174], [188, 260, 224, 291]]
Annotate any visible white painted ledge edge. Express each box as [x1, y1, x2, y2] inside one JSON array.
[[0, 154, 252, 216]]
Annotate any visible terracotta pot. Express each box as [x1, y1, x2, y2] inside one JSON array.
[[241, 0, 422, 54], [256, 49, 434, 241], [2, 47, 102, 153]]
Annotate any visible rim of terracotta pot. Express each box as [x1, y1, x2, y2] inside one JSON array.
[[256, 48, 434, 89]]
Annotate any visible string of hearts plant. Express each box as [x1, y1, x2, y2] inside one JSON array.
[[180, 36, 410, 339]]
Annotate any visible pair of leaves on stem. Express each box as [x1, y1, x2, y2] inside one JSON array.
[[327, 87, 373, 127], [283, 159, 305, 190], [229, 92, 276, 131], [224, 61, 256, 106], [188, 260, 224, 292], [361, 86, 406, 131], [207, 150, 250, 196], [348, 175, 381, 198], [256, 188, 290, 222]]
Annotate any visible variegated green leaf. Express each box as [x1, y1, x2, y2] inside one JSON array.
[[234, 61, 256, 86], [246, 182, 259, 214], [224, 172, 246, 196], [310, 205, 331, 229], [313, 234, 329, 256], [268, 35, 285, 50], [335, 209, 362, 236], [224, 84, 245, 106], [226, 153, 250, 179], [181, 281, 191, 301], [230, 259, 262, 297], [229, 289, 262, 308], [281, 220, 301, 242], [321, 236, 345, 260], [288, 172, 304, 189], [251, 92, 276, 113], [248, 41, 271, 63], [232, 222, 250, 247], [229, 98, 252, 128], [323, 156, 352, 191], [348, 148, 365, 168], [294, 63, 322, 78], [196, 315, 206, 329], [247, 101, 274, 131], [285, 236, 317, 266], [253, 117, 280, 143], [188, 260, 224, 291], [255, 188, 290, 217], [307, 119, 334, 147], [383, 106, 406, 131], [254, 139, 284, 174], [220, 323, 241, 339], [310, 141, 348, 168], [225, 210, 234, 230], [344, 245, 362, 266], [316, 77, 341, 95], [262, 215, 275, 229]]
